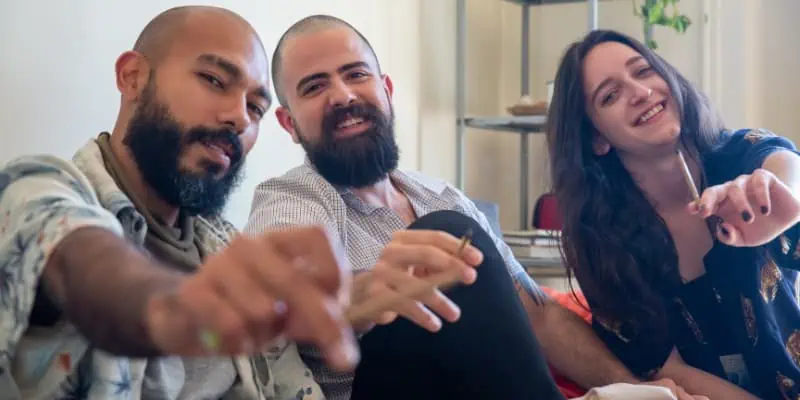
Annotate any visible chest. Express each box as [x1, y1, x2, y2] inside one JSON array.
[[341, 197, 468, 273], [664, 213, 715, 282]]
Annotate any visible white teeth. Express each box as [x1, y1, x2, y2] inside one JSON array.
[[639, 104, 664, 124], [338, 118, 364, 128]]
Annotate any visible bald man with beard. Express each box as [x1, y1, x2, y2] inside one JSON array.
[[0, 6, 354, 399]]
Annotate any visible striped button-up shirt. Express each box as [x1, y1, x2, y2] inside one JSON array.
[[244, 162, 541, 400]]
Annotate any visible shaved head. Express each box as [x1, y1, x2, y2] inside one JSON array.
[[113, 5, 271, 216], [133, 6, 264, 67], [271, 14, 380, 107]]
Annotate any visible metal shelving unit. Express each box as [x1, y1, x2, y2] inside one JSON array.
[[455, 0, 601, 230]]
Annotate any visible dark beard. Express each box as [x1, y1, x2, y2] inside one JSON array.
[[299, 102, 399, 188], [123, 82, 245, 217]]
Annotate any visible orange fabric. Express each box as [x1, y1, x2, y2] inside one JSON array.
[[541, 286, 591, 323], [540, 286, 592, 398]]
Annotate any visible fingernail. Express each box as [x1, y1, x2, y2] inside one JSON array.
[[331, 341, 360, 369], [761, 206, 769, 215], [429, 316, 443, 331], [274, 300, 288, 315], [742, 211, 752, 222], [462, 268, 477, 283], [466, 247, 483, 264]]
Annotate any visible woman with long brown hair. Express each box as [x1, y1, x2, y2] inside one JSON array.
[[547, 29, 800, 399]]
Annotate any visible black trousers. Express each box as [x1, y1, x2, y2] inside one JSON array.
[[350, 210, 565, 400]]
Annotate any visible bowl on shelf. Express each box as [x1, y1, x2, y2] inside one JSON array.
[[507, 100, 548, 116]]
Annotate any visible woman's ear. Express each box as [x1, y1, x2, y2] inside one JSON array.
[[593, 134, 611, 156]]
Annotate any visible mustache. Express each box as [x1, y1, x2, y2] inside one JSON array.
[[321, 103, 380, 137], [184, 128, 243, 164]]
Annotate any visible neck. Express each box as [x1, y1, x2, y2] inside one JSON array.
[[109, 123, 181, 226], [621, 147, 702, 213], [350, 175, 405, 210]]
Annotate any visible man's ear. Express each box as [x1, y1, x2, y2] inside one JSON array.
[[275, 106, 300, 144], [593, 134, 611, 156], [115, 50, 151, 102], [381, 73, 394, 99]]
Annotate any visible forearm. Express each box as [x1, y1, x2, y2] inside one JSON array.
[[763, 151, 800, 191], [521, 292, 637, 388], [658, 358, 759, 399], [44, 226, 184, 357]]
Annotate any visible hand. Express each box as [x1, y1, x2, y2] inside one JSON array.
[[144, 226, 359, 371], [349, 230, 482, 332], [646, 378, 710, 400], [690, 168, 800, 247]]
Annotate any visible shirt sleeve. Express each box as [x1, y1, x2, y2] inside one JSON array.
[[711, 129, 800, 270], [452, 189, 546, 302], [0, 155, 124, 364]]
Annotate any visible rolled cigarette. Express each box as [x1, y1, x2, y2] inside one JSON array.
[[676, 148, 700, 201]]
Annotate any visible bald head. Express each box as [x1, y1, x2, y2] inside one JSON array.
[[271, 15, 380, 107], [134, 6, 264, 67]]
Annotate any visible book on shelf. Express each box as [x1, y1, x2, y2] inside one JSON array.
[[502, 229, 562, 261]]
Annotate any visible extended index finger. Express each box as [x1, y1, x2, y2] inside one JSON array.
[[392, 229, 482, 263], [263, 225, 350, 295], [697, 184, 729, 218]]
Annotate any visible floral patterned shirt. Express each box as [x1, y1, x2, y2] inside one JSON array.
[[0, 138, 323, 399]]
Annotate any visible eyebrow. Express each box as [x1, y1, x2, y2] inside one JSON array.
[[295, 61, 371, 93], [197, 53, 272, 105], [590, 55, 645, 104]]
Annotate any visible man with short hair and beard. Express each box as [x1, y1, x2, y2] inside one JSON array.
[[245, 14, 706, 400], [0, 6, 358, 399]]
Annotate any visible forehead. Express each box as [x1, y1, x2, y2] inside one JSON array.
[[163, 17, 269, 87], [280, 27, 376, 83], [582, 41, 642, 88]]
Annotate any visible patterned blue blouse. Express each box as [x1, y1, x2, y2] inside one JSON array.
[[593, 128, 800, 399]]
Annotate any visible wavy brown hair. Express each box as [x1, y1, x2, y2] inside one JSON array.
[[546, 30, 725, 341]]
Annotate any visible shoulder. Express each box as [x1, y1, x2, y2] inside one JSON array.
[[252, 164, 341, 205], [1, 153, 98, 206], [714, 128, 796, 151], [706, 128, 798, 181], [245, 165, 344, 234]]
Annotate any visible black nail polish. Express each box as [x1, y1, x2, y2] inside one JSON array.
[[742, 211, 752, 222], [761, 206, 769, 215]]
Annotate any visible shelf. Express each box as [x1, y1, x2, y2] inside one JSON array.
[[462, 115, 547, 133]]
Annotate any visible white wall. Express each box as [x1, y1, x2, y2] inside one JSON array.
[[707, 0, 800, 142], [0, 0, 421, 228]]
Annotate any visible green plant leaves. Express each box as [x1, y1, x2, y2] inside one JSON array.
[[635, 0, 692, 49]]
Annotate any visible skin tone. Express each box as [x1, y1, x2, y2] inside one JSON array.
[[42, 8, 360, 371], [583, 40, 800, 399], [272, 25, 687, 395]]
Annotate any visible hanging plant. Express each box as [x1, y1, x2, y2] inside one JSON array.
[[633, 0, 692, 49]]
